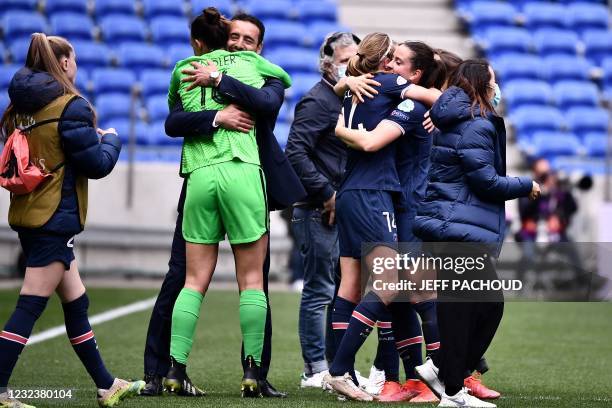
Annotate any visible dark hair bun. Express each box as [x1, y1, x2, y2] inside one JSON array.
[[203, 7, 220, 24]]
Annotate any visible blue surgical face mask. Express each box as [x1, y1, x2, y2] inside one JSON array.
[[491, 83, 501, 108], [336, 64, 347, 80]]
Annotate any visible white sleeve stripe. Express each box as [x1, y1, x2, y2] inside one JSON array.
[[400, 84, 414, 99], [382, 119, 405, 135]]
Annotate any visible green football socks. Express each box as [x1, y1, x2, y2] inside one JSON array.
[[170, 288, 204, 364], [239, 289, 268, 365]]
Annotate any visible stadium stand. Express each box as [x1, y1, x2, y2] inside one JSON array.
[[0, 0, 338, 161], [460, 0, 610, 173]]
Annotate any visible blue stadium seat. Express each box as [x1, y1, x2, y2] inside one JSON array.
[[603, 58, 612, 98], [8, 39, 32, 64], [566, 107, 609, 136], [142, 0, 184, 19], [150, 121, 181, 146], [296, 0, 337, 23], [45, 0, 88, 16], [531, 132, 581, 159], [74, 70, 89, 95], [117, 43, 167, 69], [481, 27, 532, 57], [567, 3, 609, 34], [146, 95, 168, 122], [523, 3, 567, 30], [50, 13, 94, 40], [150, 16, 190, 46], [105, 119, 148, 145], [168, 44, 193, 65], [191, 0, 233, 17], [92, 68, 137, 95], [533, 29, 578, 56], [466, 2, 517, 36], [265, 47, 319, 74], [0, 42, 5, 61], [2, 11, 47, 42], [558, 0, 607, 3], [493, 54, 542, 82], [552, 156, 605, 175], [0, 65, 20, 90], [553, 81, 599, 110], [94, 0, 136, 17], [583, 30, 612, 67], [511, 105, 564, 138], [503, 80, 552, 109], [543, 55, 591, 83], [0, 0, 38, 16], [140, 69, 170, 98], [264, 21, 307, 48], [288, 73, 321, 101], [71, 41, 112, 69], [277, 102, 293, 124], [100, 16, 148, 44], [584, 134, 606, 157], [274, 122, 290, 150], [306, 22, 351, 48], [158, 146, 183, 162], [245, 0, 293, 20], [96, 94, 132, 122], [146, 121, 165, 145]]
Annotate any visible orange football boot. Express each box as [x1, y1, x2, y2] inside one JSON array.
[[464, 373, 501, 400]]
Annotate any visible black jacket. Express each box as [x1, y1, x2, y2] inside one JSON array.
[[285, 77, 346, 205], [414, 87, 532, 255], [165, 74, 306, 211]]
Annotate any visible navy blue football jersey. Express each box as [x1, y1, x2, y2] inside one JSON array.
[[339, 72, 410, 193], [385, 98, 431, 210]]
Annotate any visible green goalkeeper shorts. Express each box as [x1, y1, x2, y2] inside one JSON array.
[[182, 160, 269, 244]]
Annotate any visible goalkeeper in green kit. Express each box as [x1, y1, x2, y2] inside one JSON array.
[[163, 7, 291, 398]]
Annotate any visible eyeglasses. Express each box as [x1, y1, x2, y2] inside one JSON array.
[[323, 32, 361, 56]]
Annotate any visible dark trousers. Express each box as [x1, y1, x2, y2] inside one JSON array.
[[434, 301, 503, 395], [432, 254, 504, 396], [144, 183, 273, 379]]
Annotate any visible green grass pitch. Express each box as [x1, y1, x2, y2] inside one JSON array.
[[0, 288, 610, 407]]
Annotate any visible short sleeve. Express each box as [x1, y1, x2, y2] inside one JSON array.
[[381, 74, 411, 99]]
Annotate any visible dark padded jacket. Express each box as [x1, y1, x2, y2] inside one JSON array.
[[413, 86, 532, 255], [8, 68, 121, 235]]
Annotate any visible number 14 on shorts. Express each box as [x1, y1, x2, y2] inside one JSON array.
[[382, 211, 396, 233]]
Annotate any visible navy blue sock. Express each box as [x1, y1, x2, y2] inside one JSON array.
[[374, 314, 399, 382], [331, 296, 358, 383], [389, 302, 423, 380], [413, 301, 440, 358], [330, 292, 387, 377], [63, 294, 114, 390], [0, 295, 48, 389]]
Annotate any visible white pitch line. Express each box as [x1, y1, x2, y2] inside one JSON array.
[[27, 296, 157, 346]]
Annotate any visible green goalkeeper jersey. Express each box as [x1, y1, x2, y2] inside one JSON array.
[[168, 49, 292, 175]]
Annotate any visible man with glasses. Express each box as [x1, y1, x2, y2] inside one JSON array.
[[285, 32, 360, 388]]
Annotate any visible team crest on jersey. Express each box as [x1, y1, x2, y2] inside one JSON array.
[[396, 76, 408, 85], [397, 99, 415, 113]]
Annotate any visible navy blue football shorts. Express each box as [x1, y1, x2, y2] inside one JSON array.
[[18, 232, 75, 270], [336, 189, 398, 259]]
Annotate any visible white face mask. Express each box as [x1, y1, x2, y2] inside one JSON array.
[[335, 64, 348, 80]]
